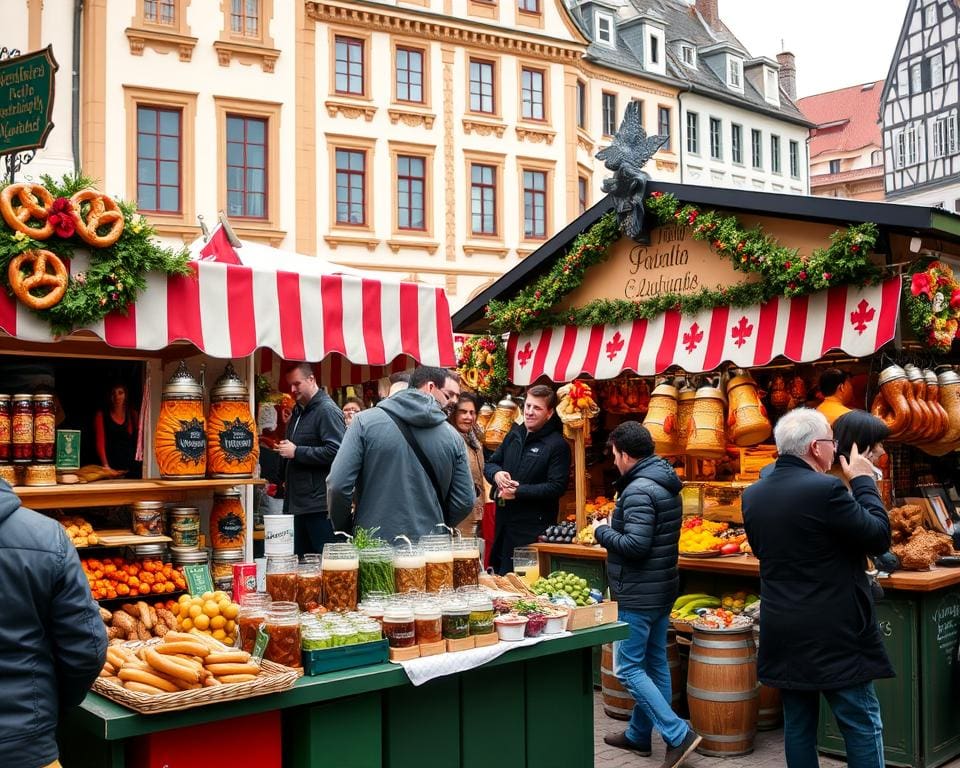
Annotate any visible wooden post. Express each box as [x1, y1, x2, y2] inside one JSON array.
[[574, 425, 587, 531]]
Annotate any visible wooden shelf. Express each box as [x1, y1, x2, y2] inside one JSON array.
[[13, 477, 265, 510]]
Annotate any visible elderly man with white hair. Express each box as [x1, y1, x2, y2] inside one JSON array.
[[742, 408, 893, 768]]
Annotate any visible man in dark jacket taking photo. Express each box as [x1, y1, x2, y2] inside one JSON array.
[[591, 421, 701, 768]]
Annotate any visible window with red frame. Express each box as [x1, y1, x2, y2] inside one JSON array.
[[226, 115, 267, 219], [470, 164, 496, 235], [521, 68, 545, 121], [137, 106, 182, 213], [469, 59, 495, 113], [578, 176, 588, 215], [144, 0, 175, 25], [231, 0, 259, 36], [397, 155, 426, 230], [336, 149, 366, 225], [335, 36, 364, 96], [396, 47, 424, 104], [523, 169, 547, 238]]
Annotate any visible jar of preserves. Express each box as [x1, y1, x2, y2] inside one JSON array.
[[167, 506, 200, 547], [130, 542, 170, 563], [322, 543, 359, 612], [154, 361, 206, 479], [359, 544, 395, 601], [131, 500, 165, 537], [12, 394, 33, 463], [441, 600, 471, 640], [32, 393, 55, 463], [296, 560, 322, 611], [420, 534, 454, 593], [265, 554, 298, 603], [358, 597, 386, 626], [414, 599, 442, 644], [170, 547, 210, 570], [393, 545, 426, 593], [206, 363, 258, 478], [452, 537, 481, 589], [0, 394, 11, 462], [468, 595, 495, 635], [210, 488, 245, 550], [263, 601, 302, 668], [382, 603, 416, 648], [238, 592, 271, 654], [212, 548, 245, 596]]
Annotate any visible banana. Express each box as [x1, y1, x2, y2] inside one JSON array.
[[673, 593, 716, 611], [677, 597, 721, 618]]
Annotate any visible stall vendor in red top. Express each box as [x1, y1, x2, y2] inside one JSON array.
[[93, 383, 141, 478]]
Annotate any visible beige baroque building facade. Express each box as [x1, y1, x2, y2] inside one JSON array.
[[10, 0, 679, 308]]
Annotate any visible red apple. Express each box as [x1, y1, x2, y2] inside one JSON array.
[[720, 543, 741, 555]]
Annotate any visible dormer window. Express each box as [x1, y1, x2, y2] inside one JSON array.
[[765, 69, 777, 95], [728, 57, 742, 88], [596, 12, 614, 46], [681, 45, 696, 67], [649, 35, 659, 65]]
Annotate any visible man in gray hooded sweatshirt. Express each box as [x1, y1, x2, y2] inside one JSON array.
[[327, 366, 476, 542]]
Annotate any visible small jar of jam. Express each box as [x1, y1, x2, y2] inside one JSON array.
[[265, 555, 299, 603], [263, 601, 302, 668], [12, 394, 33, 463], [32, 393, 55, 463], [0, 394, 11, 463], [382, 603, 416, 648], [238, 592, 272, 655]]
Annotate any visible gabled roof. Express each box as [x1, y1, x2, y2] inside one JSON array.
[[880, 0, 920, 108], [452, 182, 960, 332], [798, 80, 884, 158]]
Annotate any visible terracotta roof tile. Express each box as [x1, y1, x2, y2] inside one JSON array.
[[810, 165, 884, 187], [798, 81, 884, 158]]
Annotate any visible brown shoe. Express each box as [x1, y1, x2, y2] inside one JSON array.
[[660, 729, 702, 768], [603, 731, 652, 757]]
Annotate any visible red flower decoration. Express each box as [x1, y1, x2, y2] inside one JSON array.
[[911, 272, 934, 299], [798, 270, 808, 280], [47, 197, 76, 238], [950, 289, 960, 310]]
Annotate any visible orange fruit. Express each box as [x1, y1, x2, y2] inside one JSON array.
[[203, 600, 221, 618], [193, 614, 210, 631]]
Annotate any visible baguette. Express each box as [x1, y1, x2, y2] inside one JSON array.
[[144, 647, 203, 684]]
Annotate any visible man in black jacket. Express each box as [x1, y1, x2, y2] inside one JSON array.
[[485, 384, 571, 574], [591, 421, 701, 768], [0, 480, 106, 767], [743, 408, 892, 768], [278, 363, 346, 554]]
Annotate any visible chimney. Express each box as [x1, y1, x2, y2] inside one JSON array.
[[695, 0, 719, 28], [777, 51, 797, 101]]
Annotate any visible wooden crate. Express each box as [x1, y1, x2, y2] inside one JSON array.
[[566, 600, 618, 630]]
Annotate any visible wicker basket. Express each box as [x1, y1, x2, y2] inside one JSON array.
[[92, 658, 301, 714]]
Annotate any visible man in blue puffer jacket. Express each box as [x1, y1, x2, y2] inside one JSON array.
[[0, 479, 106, 767], [592, 421, 701, 768]]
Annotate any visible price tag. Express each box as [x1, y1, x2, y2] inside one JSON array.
[[183, 564, 214, 596], [252, 625, 269, 664]]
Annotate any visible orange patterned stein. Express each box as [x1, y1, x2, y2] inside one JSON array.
[[206, 362, 258, 478], [685, 384, 727, 459], [154, 361, 207, 479], [726, 372, 772, 447]]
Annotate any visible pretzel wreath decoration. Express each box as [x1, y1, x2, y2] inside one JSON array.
[[0, 183, 55, 240], [8, 250, 69, 310], [70, 188, 124, 247]]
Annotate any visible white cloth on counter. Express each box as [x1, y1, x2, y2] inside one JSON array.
[[395, 631, 572, 686]]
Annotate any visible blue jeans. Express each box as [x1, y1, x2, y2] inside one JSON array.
[[781, 683, 884, 768], [615, 607, 690, 748]]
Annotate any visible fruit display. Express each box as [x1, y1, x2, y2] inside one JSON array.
[[679, 517, 748, 554], [670, 593, 721, 622], [174, 590, 241, 647], [530, 571, 597, 606], [556, 380, 600, 422], [720, 590, 759, 615], [81, 557, 187, 600], [60, 514, 99, 547], [537, 520, 578, 544], [575, 525, 597, 545], [100, 600, 179, 642], [99, 631, 266, 692], [691, 608, 753, 631], [584, 495, 615, 519]]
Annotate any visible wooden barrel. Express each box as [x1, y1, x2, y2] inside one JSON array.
[[601, 643, 634, 720], [686, 627, 759, 756], [601, 635, 685, 721], [758, 685, 782, 730]]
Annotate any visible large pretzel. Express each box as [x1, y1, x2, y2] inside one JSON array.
[[70, 189, 124, 247], [8, 250, 68, 310], [0, 183, 55, 239]]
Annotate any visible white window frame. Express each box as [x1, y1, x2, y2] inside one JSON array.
[[770, 134, 781, 174], [728, 57, 742, 88], [894, 124, 920, 168], [930, 52, 944, 87], [731, 123, 743, 164], [687, 111, 699, 155], [681, 45, 696, 68], [648, 34, 659, 65], [933, 114, 957, 158], [910, 62, 922, 94], [789, 140, 800, 179], [709, 117, 722, 160], [595, 11, 614, 46], [925, 3, 938, 26]]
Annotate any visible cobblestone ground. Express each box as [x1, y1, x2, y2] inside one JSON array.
[[592, 691, 960, 768]]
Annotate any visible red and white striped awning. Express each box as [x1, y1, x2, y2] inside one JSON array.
[[0, 261, 456, 369], [507, 278, 902, 384]]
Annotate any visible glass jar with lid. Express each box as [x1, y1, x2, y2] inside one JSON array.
[[265, 555, 298, 603], [393, 544, 426, 593], [441, 599, 471, 640], [238, 592, 271, 654], [420, 534, 453, 593], [0, 394, 11, 463], [413, 599, 442, 644], [321, 543, 359, 612], [296, 560, 322, 611], [129, 542, 170, 563], [32, 393, 55, 462], [468, 595, 495, 635], [170, 547, 209, 570], [263, 601, 301, 668], [212, 548, 244, 596], [11, 394, 33, 463], [167, 506, 200, 547], [452, 537, 481, 589], [359, 543, 395, 601], [132, 500, 165, 537], [382, 603, 416, 648]]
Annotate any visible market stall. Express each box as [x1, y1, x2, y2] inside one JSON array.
[[452, 179, 960, 766]]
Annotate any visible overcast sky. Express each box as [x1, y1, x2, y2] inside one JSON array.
[[716, 0, 909, 97]]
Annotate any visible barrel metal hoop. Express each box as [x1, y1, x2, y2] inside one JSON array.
[[689, 653, 757, 665], [687, 684, 760, 702], [697, 731, 758, 742], [693, 638, 755, 649]]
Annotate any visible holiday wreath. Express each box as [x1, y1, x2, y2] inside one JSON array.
[[904, 259, 960, 353], [0, 173, 191, 335]]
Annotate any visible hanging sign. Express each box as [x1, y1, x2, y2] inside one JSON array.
[[0, 46, 58, 155]]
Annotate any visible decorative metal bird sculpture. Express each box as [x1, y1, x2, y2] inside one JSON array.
[[595, 100, 668, 243]]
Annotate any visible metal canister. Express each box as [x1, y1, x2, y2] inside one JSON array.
[[206, 362, 258, 478], [212, 548, 245, 596], [12, 394, 33, 463], [210, 488, 245, 550], [155, 361, 206, 479], [168, 506, 201, 549], [32, 393, 55, 463]]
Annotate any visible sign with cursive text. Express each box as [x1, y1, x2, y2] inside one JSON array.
[[0, 47, 58, 156]]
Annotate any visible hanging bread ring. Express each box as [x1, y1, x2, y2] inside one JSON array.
[[8, 249, 69, 310], [69, 189, 124, 247], [0, 183, 55, 239]]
